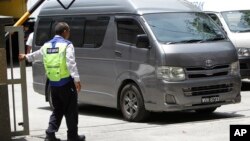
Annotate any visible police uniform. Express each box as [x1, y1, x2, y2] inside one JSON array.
[[26, 35, 82, 140]]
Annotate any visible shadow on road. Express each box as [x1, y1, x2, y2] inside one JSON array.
[[147, 111, 243, 125], [78, 104, 123, 120], [38, 104, 123, 120], [39, 104, 244, 125]]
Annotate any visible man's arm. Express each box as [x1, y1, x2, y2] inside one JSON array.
[[19, 47, 43, 62], [66, 44, 81, 93]]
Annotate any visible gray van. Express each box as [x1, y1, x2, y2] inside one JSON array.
[[33, 0, 241, 121]]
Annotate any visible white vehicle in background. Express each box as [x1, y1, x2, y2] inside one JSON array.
[[187, 0, 250, 79]]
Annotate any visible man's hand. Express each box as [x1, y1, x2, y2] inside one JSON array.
[[19, 54, 26, 61], [75, 81, 81, 93]]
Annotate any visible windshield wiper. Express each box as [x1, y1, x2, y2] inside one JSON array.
[[165, 39, 203, 44], [165, 38, 226, 44], [202, 37, 226, 42]]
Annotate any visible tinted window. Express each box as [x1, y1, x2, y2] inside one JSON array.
[[83, 17, 110, 48], [36, 16, 109, 48], [144, 12, 226, 44], [69, 18, 85, 47], [38, 17, 85, 48], [117, 20, 145, 44], [35, 19, 52, 46]]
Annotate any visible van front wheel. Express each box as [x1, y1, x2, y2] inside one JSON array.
[[120, 84, 149, 122]]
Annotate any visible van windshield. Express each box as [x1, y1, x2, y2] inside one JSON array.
[[143, 12, 226, 44], [221, 10, 250, 33]]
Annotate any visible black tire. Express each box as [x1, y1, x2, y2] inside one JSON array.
[[195, 107, 217, 114], [120, 84, 149, 122], [47, 86, 54, 110]]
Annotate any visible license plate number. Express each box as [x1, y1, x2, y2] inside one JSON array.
[[201, 96, 220, 103]]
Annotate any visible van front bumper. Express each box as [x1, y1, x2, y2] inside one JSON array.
[[144, 76, 241, 112]]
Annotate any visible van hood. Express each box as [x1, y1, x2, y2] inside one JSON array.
[[161, 41, 238, 67], [229, 32, 250, 48]]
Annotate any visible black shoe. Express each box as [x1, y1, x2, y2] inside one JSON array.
[[68, 135, 86, 141], [44, 134, 61, 141]]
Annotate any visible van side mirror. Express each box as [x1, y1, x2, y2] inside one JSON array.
[[136, 34, 150, 49]]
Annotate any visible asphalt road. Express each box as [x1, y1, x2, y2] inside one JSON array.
[[10, 67, 250, 141]]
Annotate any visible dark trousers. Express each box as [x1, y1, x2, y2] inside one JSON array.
[[46, 80, 78, 138]]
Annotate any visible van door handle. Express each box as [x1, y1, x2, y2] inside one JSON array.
[[115, 50, 122, 57]]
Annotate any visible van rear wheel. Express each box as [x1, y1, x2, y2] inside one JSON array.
[[120, 84, 149, 122], [195, 107, 217, 114]]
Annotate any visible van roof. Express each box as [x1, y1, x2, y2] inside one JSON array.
[[39, 0, 200, 16]]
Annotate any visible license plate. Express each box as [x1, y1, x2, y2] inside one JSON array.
[[201, 96, 220, 103]]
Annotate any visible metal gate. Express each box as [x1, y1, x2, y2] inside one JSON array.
[[5, 26, 29, 136]]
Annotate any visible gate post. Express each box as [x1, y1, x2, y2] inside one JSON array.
[[0, 16, 13, 141]]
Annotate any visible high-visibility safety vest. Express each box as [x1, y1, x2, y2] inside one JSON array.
[[42, 42, 70, 82]]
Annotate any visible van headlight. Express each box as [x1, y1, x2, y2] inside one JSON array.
[[157, 66, 185, 81], [230, 61, 240, 75], [237, 48, 250, 57]]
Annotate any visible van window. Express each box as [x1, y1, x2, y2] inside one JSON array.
[[116, 20, 145, 45], [83, 17, 110, 48], [35, 19, 53, 46], [144, 12, 225, 44], [221, 10, 250, 32], [207, 13, 223, 27], [49, 17, 85, 47], [36, 17, 109, 48], [69, 18, 85, 47]]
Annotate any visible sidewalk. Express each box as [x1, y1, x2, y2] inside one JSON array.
[[13, 136, 46, 141], [12, 134, 72, 141]]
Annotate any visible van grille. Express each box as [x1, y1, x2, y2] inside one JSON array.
[[186, 65, 229, 79], [183, 83, 233, 96]]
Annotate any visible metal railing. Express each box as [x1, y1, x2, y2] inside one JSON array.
[[5, 26, 29, 137]]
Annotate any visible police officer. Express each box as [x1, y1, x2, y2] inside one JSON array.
[[19, 22, 85, 141]]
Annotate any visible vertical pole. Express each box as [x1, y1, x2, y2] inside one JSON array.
[[0, 17, 13, 141], [18, 26, 30, 135]]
